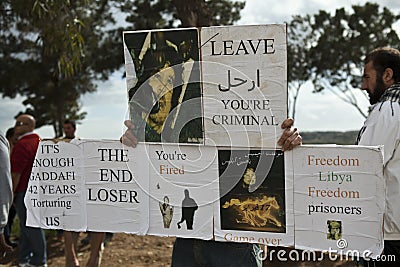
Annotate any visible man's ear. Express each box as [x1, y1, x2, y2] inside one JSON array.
[[383, 68, 394, 83]]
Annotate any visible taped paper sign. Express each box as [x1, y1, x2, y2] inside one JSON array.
[[292, 145, 384, 257], [147, 144, 218, 239], [123, 24, 287, 148], [201, 24, 287, 148], [26, 141, 384, 255], [25, 140, 218, 240]]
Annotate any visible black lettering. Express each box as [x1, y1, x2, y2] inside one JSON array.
[[235, 40, 249, 55], [223, 40, 234, 55], [210, 41, 222, 55]]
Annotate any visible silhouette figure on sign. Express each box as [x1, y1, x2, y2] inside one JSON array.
[[177, 189, 198, 230]]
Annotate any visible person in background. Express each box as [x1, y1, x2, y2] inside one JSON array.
[[355, 47, 400, 266], [0, 130, 13, 255], [11, 114, 47, 267], [4, 127, 18, 248], [62, 119, 76, 139], [121, 118, 301, 267], [61, 119, 106, 267], [5, 127, 17, 151]]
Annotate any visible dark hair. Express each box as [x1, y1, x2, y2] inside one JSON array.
[[63, 119, 76, 129], [5, 127, 14, 139], [364, 47, 400, 82]]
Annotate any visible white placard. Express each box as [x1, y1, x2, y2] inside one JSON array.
[[201, 24, 287, 148], [82, 141, 149, 234], [292, 145, 384, 257], [147, 144, 218, 239], [26, 140, 86, 231], [26, 141, 386, 252]]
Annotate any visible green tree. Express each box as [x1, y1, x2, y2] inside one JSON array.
[[0, 0, 245, 136], [306, 2, 400, 117], [119, 0, 245, 29], [0, 0, 121, 136], [287, 15, 315, 120]]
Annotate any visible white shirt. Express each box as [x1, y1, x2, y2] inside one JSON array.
[[357, 101, 400, 240]]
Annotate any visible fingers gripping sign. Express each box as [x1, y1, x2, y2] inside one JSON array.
[[277, 118, 302, 151], [121, 120, 138, 148]]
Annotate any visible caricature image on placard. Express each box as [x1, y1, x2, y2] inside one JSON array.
[[124, 29, 203, 144], [159, 196, 174, 228], [327, 220, 342, 240], [219, 149, 286, 233], [177, 189, 198, 230]]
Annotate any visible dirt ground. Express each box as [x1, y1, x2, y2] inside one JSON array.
[[0, 232, 357, 267], [0, 232, 175, 267]]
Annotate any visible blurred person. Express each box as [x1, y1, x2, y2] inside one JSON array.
[[4, 127, 18, 248], [121, 118, 301, 266], [60, 120, 106, 267], [0, 130, 13, 255], [63, 119, 76, 139], [11, 114, 47, 266], [6, 127, 17, 151], [57, 119, 75, 241]]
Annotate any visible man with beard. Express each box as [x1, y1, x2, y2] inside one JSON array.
[[355, 47, 400, 266]]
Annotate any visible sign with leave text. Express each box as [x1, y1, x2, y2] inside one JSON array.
[[123, 24, 287, 148]]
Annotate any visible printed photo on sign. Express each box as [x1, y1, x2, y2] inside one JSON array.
[[218, 149, 286, 233], [147, 144, 218, 240], [123, 28, 203, 144]]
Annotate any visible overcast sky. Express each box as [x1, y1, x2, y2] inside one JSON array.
[[1, 0, 399, 139]]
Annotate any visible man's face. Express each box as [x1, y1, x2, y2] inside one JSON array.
[[63, 123, 75, 139], [362, 61, 386, 105], [243, 168, 256, 186], [14, 116, 31, 136], [148, 66, 175, 98]]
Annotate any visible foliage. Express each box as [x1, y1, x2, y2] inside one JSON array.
[[0, 0, 121, 136], [308, 2, 400, 117], [287, 2, 400, 119], [119, 0, 245, 29], [0, 0, 245, 137], [287, 15, 314, 119]]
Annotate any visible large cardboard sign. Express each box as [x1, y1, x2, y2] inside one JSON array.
[[80, 140, 150, 233], [147, 144, 218, 239], [292, 145, 384, 257], [26, 141, 87, 231], [123, 24, 287, 148], [201, 25, 287, 148], [26, 140, 150, 234], [26, 24, 385, 257], [26, 140, 219, 239], [26, 141, 384, 255]]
